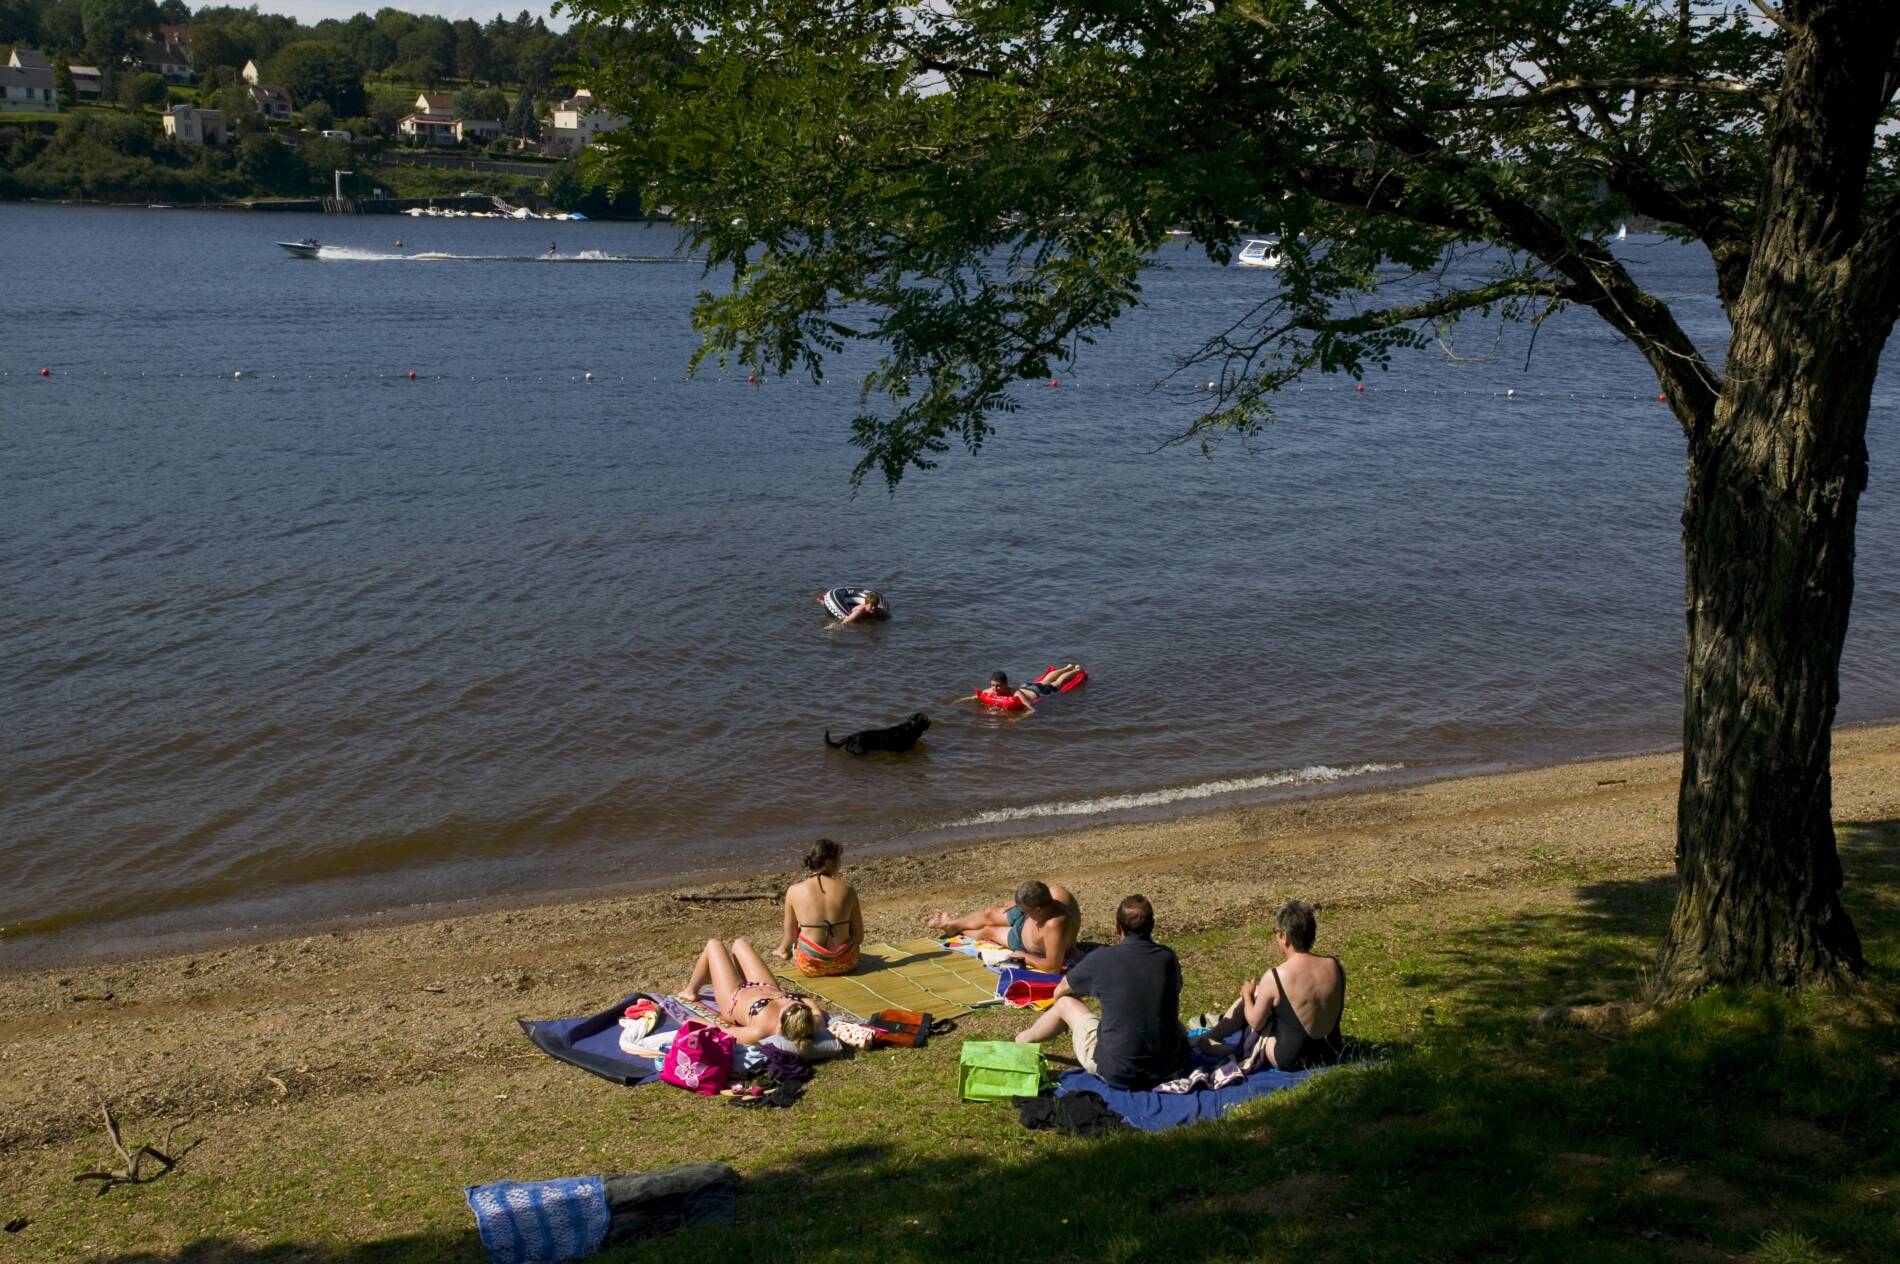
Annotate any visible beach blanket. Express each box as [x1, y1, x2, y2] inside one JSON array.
[[1054, 1065, 1328, 1133], [465, 1175, 610, 1264], [775, 939, 1003, 1020], [519, 993, 671, 1086]]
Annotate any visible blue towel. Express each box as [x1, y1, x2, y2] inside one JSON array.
[[1054, 1064, 1327, 1132], [518, 993, 667, 1086], [465, 1175, 611, 1264]]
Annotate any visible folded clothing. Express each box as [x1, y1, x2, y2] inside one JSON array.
[[793, 934, 861, 978], [466, 1175, 610, 1264]]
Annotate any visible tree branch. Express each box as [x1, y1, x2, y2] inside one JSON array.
[[1311, 277, 1575, 335], [1749, 0, 1798, 37], [1448, 76, 1770, 110]]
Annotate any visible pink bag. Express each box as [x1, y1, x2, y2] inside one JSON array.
[[659, 1021, 735, 1096]]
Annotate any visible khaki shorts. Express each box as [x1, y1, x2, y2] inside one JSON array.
[[1069, 1010, 1101, 1076]]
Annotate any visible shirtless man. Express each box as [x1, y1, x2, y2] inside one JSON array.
[[924, 880, 1080, 973]]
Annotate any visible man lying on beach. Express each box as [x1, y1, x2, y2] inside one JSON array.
[[923, 880, 1080, 973], [1013, 894, 1190, 1091]]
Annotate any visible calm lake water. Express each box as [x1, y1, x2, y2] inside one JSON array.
[[3, 203, 1897, 963]]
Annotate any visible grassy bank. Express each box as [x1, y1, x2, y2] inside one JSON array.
[[2, 732, 1897, 1262]]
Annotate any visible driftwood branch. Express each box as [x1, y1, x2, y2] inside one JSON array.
[[673, 892, 781, 903], [73, 1102, 199, 1195]]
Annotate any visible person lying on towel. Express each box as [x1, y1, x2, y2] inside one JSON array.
[[924, 879, 1080, 974], [1191, 899, 1345, 1071], [1013, 895, 1190, 1091], [771, 838, 863, 977], [679, 937, 828, 1054]]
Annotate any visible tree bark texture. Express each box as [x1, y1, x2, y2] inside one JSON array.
[[1656, 0, 1895, 994]]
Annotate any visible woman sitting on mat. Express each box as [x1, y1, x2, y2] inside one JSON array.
[[772, 838, 863, 977], [1192, 899, 1345, 1070], [955, 664, 1085, 714], [679, 937, 828, 1052]]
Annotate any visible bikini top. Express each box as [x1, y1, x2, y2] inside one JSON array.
[[798, 876, 852, 935], [976, 688, 1025, 710]]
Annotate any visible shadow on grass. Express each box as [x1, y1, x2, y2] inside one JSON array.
[[100, 822, 1900, 1264]]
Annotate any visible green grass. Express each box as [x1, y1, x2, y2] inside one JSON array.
[[10, 823, 1899, 1262]]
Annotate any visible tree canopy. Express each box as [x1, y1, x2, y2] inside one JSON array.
[[571, 0, 1900, 995], [271, 40, 366, 118]]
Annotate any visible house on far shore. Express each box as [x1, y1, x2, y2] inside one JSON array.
[[67, 64, 102, 99], [129, 41, 193, 83], [398, 111, 457, 145], [456, 118, 503, 145], [1, 48, 57, 113], [247, 83, 293, 121], [415, 91, 456, 116], [545, 89, 628, 156], [163, 104, 225, 146], [242, 59, 263, 85]]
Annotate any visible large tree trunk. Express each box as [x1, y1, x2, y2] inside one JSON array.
[[1659, 356, 1872, 995], [1655, 0, 1890, 995]]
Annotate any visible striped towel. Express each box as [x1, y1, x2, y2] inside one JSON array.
[[465, 1175, 610, 1264]]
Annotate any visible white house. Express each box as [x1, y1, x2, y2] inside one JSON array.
[[241, 59, 262, 85], [163, 105, 226, 146], [247, 83, 293, 121], [545, 89, 628, 155], [1, 48, 56, 113], [67, 64, 102, 98], [395, 113, 454, 145], [415, 91, 455, 115]]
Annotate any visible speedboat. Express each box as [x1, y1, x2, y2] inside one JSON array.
[[278, 238, 320, 258], [1236, 238, 1283, 268]]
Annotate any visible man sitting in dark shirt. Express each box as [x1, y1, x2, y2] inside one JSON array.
[[1013, 894, 1190, 1090]]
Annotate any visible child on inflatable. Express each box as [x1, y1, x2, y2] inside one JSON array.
[[956, 664, 1086, 714]]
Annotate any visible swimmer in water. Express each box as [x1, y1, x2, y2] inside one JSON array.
[[548, 242, 557, 257], [953, 665, 1085, 715]]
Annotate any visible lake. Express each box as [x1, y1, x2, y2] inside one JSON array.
[[3, 203, 1896, 963]]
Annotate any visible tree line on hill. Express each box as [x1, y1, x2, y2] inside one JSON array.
[[0, 1, 585, 113]]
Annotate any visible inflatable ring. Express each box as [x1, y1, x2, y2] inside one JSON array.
[[823, 586, 891, 621]]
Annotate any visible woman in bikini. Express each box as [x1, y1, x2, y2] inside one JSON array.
[[1193, 899, 1345, 1070], [678, 937, 827, 1052], [772, 838, 863, 977]]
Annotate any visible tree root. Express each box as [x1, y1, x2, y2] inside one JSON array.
[[72, 1102, 200, 1196]]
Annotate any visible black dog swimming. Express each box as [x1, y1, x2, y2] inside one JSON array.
[[825, 712, 931, 755]]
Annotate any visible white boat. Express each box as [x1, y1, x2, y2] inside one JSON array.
[[277, 238, 320, 258], [1618, 224, 1628, 241], [1236, 238, 1283, 268]]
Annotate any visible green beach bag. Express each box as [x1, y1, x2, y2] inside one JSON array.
[[958, 1041, 1044, 1102]]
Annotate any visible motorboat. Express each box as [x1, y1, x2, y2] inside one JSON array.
[[1236, 238, 1283, 268], [277, 238, 320, 258]]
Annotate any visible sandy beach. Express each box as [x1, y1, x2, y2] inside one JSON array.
[[5, 723, 1898, 1160]]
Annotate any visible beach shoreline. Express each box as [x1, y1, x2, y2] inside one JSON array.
[[4, 723, 1893, 976], [0, 740, 1634, 974]]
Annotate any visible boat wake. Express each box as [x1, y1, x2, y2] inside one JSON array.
[[316, 247, 692, 263], [947, 762, 1404, 828]]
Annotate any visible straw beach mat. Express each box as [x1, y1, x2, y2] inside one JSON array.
[[776, 940, 1005, 1020]]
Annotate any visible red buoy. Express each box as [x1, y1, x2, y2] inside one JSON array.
[[40, 367, 50, 377], [1356, 382, 1365, 392], [407, 370, 417, 380], [1049, 379, 1059, 388], [1658, 393, 1666, 402], [747, 373, 756, 383]]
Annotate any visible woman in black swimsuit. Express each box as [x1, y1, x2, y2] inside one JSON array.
[[1195, 899, 1345, 1070]]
